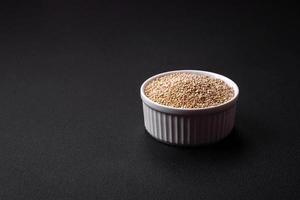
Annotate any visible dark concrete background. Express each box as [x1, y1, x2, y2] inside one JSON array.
[[0, 1, 299, 199]]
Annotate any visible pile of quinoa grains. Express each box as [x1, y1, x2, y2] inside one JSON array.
[[144, 72, 234, 109]]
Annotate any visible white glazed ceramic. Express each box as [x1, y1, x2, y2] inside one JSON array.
[[140, 70, 239, 145]]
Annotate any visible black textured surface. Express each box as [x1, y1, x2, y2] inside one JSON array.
[[0, 2, 299, 199]]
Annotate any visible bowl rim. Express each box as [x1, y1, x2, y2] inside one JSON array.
[[140, 70, 239, 115]]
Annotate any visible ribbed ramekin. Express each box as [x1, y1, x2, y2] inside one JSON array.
[[140, 70, 239, 145]]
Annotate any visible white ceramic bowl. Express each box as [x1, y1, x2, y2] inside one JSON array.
[[140, 70, 239, 145]]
